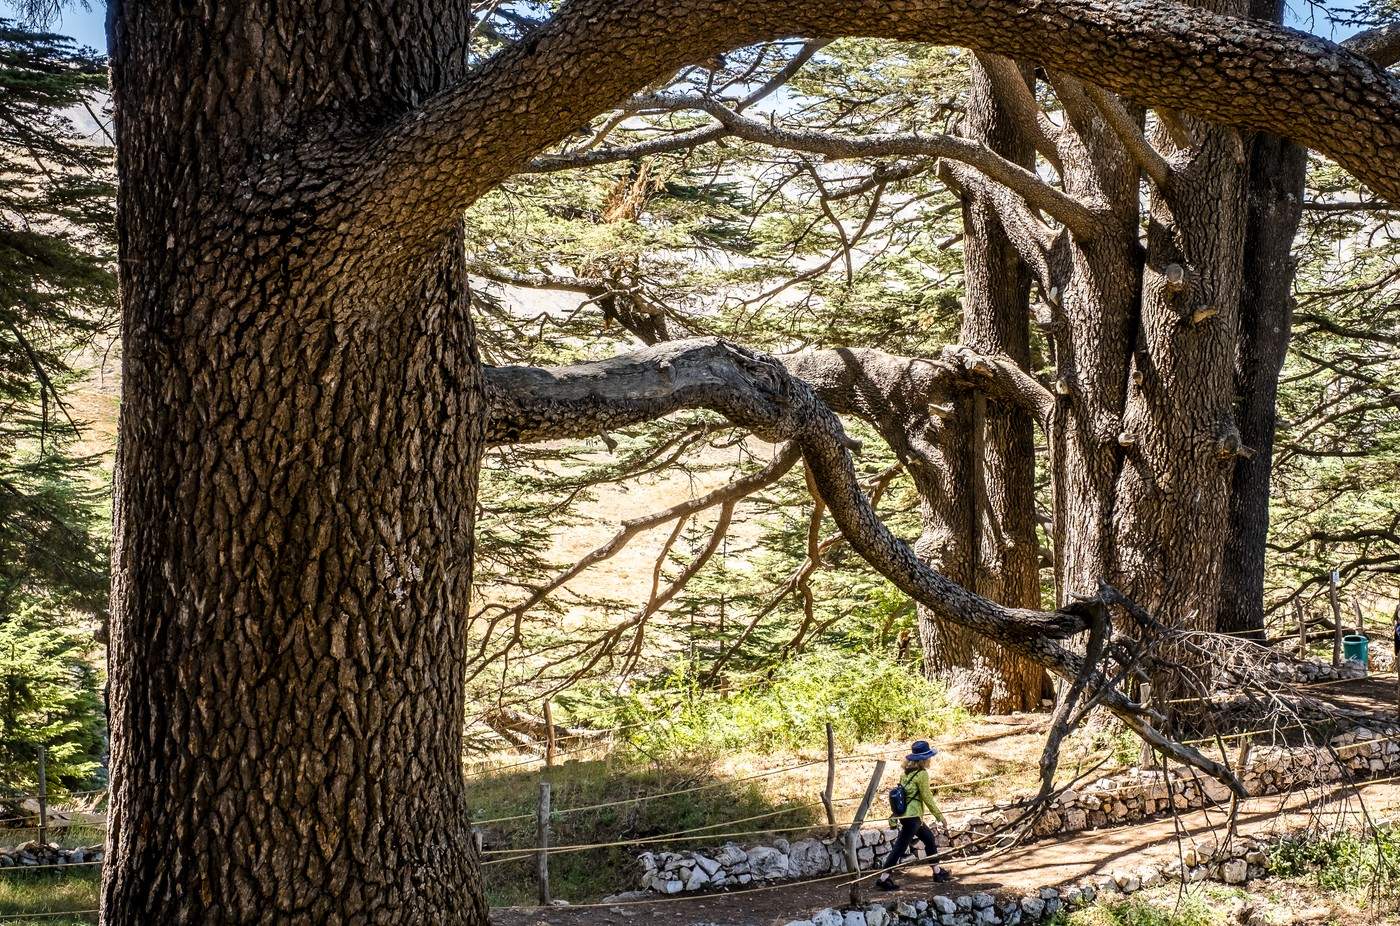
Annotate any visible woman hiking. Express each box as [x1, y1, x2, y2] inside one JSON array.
[[875, 740, 951, 890]]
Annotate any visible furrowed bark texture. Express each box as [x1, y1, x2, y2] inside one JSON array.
[[105, 2, 486, 922], [919, 60, 1048, 713], [104, 0, 1400, 918], [1217, 0, 1309, 638], [1042, 77, 1142, 608], [1110, 0, 1248, 648]]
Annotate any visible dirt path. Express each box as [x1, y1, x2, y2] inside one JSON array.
[[493, 777, 1400, 926], [1311, 674, 1400, 719]]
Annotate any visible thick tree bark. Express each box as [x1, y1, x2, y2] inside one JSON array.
[[1041, 75, 1142, 607], [1216, 0, 1308, 638], [918, 60, 1048, 713], [1107, 0, 1249, 707], [102, 0, 1400, 918], [104, 2, 487, 922]]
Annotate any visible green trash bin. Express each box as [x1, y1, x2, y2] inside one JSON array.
[[1342, 633, 1369, 667]]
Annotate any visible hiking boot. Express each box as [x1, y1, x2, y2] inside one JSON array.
[[933, 867, 952, 883], [875, 877, 900, 891]]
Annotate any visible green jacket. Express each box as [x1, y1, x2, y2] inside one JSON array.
[[893, 768, 945, 823]]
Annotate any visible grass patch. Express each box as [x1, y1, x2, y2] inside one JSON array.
[[1269, 824, 1400, 904], [0, 826, 105, 850], [0, 867, 99, 925], [1059, 891, 1226, 926], [471, 752, 831, 906]]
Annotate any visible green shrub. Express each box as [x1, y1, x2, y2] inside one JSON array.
[[566, 649, 962, 761], [1268, 825, 1400, 899]]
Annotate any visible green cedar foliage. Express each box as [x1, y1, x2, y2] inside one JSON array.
[[0, 19, 113, 795]]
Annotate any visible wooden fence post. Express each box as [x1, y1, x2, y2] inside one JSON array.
[[1138, 683, 1154, 768], [845, 759, 887, 907], [1294, 599, 1306, 656], [36, 744, 47, 846], [543, 700, 556, 769], [1351, 598, 1365, 638], [1329, 569, 1343, 667], [536, 781, 551, 906], [822, 722, 838, 839]]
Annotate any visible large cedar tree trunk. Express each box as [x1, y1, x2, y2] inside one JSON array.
[[1216, 0, 1307, 638], [104, 2, 488, 922], [918, 60, 1048, 712]]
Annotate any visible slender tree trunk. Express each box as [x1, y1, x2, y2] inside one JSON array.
[[918, 59, 1047, 713], [1044, 82, 1141, 607], [1216, 0, 1307, 639], [104, 2, 487, 922]]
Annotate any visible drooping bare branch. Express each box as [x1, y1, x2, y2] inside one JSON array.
[[484, 336, 1247, 793], [469, 442, 801, 668]]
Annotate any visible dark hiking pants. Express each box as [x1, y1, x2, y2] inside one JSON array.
[[880, 816, 938, 873]]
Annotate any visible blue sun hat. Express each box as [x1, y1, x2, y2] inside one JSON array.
[[906, 740, 938, 762]]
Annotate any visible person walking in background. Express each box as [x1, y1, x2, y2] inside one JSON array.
[[875, 740, 951, 890]]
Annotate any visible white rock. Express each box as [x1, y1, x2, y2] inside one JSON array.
[[684, 867, 709, 891], [843, 911, 868, 926], [791, 838, 831, 876], [932, 895, 958, 915], [692, 853, 720, 877], [865, 903, 888, 926], [812, 909, 845, 926], [717, 843, 747, 866], [746, 845, 791, 880], [1220, 859, 1248, 884], [1019, 897, 1044, 919]]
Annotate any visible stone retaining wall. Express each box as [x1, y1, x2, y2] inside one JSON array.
[[775, 832, 1281, 926], [0, 840, 103, 868], [636, 720, 1400, 894]]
